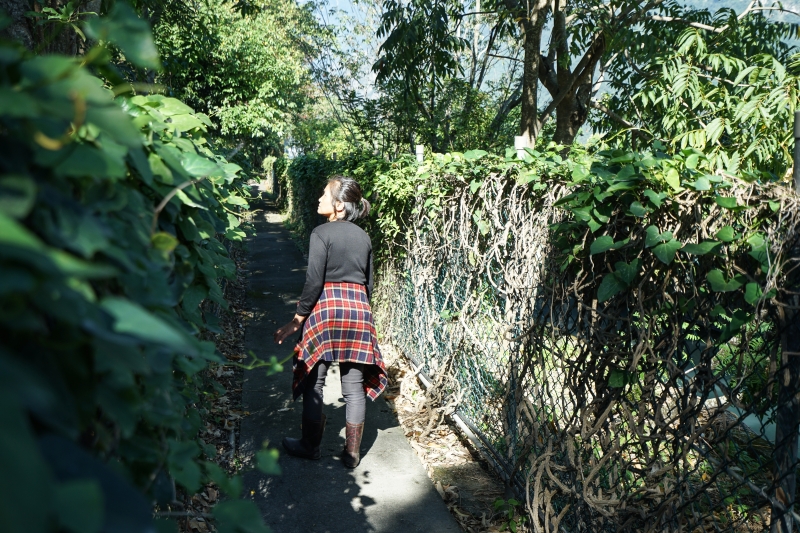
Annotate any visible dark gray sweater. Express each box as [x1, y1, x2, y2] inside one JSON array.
[[296, 221, 373, 316]]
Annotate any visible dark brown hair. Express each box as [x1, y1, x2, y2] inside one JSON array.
[[328, 175, 370, 221]]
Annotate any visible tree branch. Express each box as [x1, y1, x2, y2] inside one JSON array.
[[589, 99, 640, 130], [488, 53, 522, 62], [649, 15, 725, 33]]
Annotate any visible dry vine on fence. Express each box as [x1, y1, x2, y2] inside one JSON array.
[[373, 150, 800, 533]]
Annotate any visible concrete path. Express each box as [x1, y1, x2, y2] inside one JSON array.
[[239, 194, 461, 533]]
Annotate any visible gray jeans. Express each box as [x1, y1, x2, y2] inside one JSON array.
[[303, 361, 365, 424]]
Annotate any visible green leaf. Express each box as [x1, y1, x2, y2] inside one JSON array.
[[151, 232, 179, 255], [747, 233, 769, 268], [614, 259, 639, 285], [0, 175, 37, 219], [652, 239, 682, 265], [157, 98, 196, 116], [101, 297, 199, 356], [688, 176, 710, 191], [0, 87, 39, 118], [645, 226, 672, 247], [664, 168, 681, 190], [225, 195, 249, 207], [598, 273, 626, 302], [715, 196, 738, 209], [685, 153, 700, 169], [720, 309, 753, 343], [55, 480, 104, 533], [629, 201, 648, 217], [213, 500, 270, 533], [715, 226, 737, 242], [681, 241, 722, 255], [587, 218, 602, 233], [744, 283, 763, 305], [476, 219, 490, 236], [469, 179, 482, 193], [255, 448, 281, 475], [85, 3, 161, 69], [609, 369, 628, 388], [590, 235, 615, 255], [643, 189, 664, 208], [181, 153, 223, 178], [606, 180, 638, 193], [86, 105, 141, 147], [463, 149, 488, 161], [168, 114, 205, 132], [768, 201, 780, 212], [47, 144, 126, 180], [707, 270, 745, 292]]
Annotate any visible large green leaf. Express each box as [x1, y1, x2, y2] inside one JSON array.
[[54, 480, 104, 533], [681, 240, 722, 255], [590, 235, 614, 254], [0, 175, 37, 219], [181, 152, 224, 178], [463, 149, 488, 161], [85, 3, 161, 70], [715, 226, 737, 242], [614, 259, 640, 285], [598, 273, 627, 302], [85, 105, 141, 147], [168, 114, 205, 132], [652, 239, 682, 265], [101, 297, 199, 356], [744, 283, 763, 305], [707, 269, 745, 292], [0, 87, 38, 118], [645, 225, 673, 247]]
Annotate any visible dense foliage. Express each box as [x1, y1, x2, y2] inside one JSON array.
[[291, 145, 797, 531], [152, 0, 325, 167], [0, 8, 277, 533], [599, 8, 800, 176]]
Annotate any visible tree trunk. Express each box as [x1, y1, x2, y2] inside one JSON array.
[[0, 0, 99, 55], [519, 16, 543, 148], [0, 0, 35, 50], [552, 80, 592, 147]]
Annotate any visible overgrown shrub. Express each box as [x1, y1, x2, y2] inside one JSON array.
[[365, 145, 800, 532], [0, 13, 276, 533]]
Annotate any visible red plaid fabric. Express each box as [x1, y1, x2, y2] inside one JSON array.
[[292, 282, 387, 401]]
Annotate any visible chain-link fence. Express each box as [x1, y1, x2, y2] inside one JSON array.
[[374, 171, 800, 532]]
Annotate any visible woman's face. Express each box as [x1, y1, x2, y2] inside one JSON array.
[[317, 184, 341, 220]]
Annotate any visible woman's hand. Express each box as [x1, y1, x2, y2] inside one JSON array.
[[274, 314, 306, 344]]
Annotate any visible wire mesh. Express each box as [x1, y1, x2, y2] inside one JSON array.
[[373, 171, 800, 532]]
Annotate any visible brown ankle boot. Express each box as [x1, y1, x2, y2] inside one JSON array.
[[283, 414, 326, 460], [342, 421, 364, 468]]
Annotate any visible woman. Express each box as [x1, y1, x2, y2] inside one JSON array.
[[273, 176, 387, 469]]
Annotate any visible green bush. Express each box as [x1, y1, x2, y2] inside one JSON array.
[[280, 152, 390, 253], [0, 15, 274, 533]]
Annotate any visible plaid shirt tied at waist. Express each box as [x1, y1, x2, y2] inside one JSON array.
[[292, 282, 388, 401]]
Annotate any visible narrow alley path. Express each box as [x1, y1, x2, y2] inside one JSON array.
[[238, 192, 461, 533]]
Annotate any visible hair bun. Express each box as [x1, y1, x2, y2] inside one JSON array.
[[359, 198, 371, 219]]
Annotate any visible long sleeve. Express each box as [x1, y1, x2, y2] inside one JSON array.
[[366, 249, 373, 300], [296, 232, 327, 316]]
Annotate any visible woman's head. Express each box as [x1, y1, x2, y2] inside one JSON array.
[[318, 175, 370, 221]]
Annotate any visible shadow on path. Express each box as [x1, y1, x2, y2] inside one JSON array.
[[239, 193, 461, 533]]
